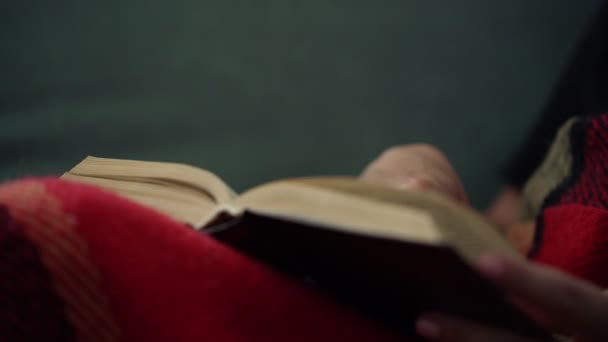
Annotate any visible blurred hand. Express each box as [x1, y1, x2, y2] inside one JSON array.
[[486, 186, 524, 233], [361, 144, 469, 204], [415, 254, 608, 342]]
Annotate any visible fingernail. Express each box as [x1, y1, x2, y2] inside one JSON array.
[[396, 178, 416, 190], [477, 254, 506, 279], [415, 317, 441, 340]]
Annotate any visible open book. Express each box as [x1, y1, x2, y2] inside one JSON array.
[[62, 156, 549, 338]]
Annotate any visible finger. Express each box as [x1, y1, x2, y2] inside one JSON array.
[[360, 144, 469, 203], [416, 313, 541, 342], [477, 254, 608, 338]]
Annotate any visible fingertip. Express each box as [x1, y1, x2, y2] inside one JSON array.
[[476, 254, 506, 279], [396, 178, 434, 191], [415, 315, 441, 340], [395, 178, 417, 190]]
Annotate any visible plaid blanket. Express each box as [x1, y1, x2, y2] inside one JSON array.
[[0, 178, 398, 341]]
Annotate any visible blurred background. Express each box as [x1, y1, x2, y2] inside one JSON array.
[[0, 0, 597, 208]]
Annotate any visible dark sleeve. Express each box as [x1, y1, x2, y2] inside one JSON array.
[[502, 0, 608, 188]]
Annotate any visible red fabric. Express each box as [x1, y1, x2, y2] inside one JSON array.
[[533, 204, 608, 287], [557, 114, 608, 208], [0, 178, 399, 342], [531, 114, 608, 287], [0, 206, 74, 341]]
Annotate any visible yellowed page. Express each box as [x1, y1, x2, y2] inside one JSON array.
[[238, 177, 519, 261], [68, 156, 236, 204], [62, 156, 241, 228], [237, 181, 443, 245]]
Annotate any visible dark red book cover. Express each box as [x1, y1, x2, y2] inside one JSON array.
[[210, 212, 552, 340]]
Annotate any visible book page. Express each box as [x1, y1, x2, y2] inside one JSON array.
[[68, 156, 237, 204], [296, 178, 519, 260], [238, 177, 519, 261], [62, 173, 220, 226], [63, 156, 240, 228], [237, 180, 444, 245]]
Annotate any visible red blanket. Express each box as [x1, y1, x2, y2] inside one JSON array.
[[530, 114, 608, 287], [0, 178, 400, 341]]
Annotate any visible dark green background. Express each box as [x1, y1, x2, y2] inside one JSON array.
[[0, 1, 595, 207]]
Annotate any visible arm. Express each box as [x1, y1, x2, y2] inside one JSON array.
[[416, 253, 608, 341]]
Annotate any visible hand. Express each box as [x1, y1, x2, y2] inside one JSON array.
[[415, 254, 608, 341], [361, 144, 469, 204], [486, 186, 524, 233]]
